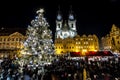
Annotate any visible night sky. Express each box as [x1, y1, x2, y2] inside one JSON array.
[[0, 0, 120, 38]]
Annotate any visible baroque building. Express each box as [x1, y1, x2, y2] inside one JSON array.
[[0, 28, 26, 58], [101, 24, 120, 53], [54, 9, 99, 55], [55, 34, 99, 55]]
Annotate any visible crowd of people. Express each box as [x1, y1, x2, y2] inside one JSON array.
[[49, 57, 120, 80], [0, 56, 120, 80]]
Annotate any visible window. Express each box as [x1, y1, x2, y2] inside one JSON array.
[[19, 38, 22, 41], [16, 38, 18, 41], [58, 24, 60, 28], [0, 38, 2, 41], [8, 38, 10, 41], [118, 41, 120, 44], [87, 42, 88, 44], [76, 42, 78, 44], [7, 43, 9, 45], [11, 43, 13, 45], [4, 38, 6, 41], [71, 24, 73, 28], [12, 38, 14, 41], [116, 36, 119, 39]]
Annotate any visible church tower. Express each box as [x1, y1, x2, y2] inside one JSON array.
[[55, 6, 77, 39], [56, 8, 63, 31], [68, 7, 77, 31]]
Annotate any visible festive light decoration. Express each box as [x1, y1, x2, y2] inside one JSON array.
[[23, 8, 54, 56]]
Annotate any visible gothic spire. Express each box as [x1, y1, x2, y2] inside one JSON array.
[[69, 5, 73, 14], [57, 6, 62, 21], [68, 5, 75, 20]]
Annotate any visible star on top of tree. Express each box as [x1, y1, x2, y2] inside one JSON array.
[[36, 8, 44, 14]]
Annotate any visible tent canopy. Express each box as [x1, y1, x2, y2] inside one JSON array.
[[70, 51, 114, 57]]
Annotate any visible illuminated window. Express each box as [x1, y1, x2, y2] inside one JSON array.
[[84, 42, 85, 44], [86, 42, 88, 44], [76, 42, 78, 44]]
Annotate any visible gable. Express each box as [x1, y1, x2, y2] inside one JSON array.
[[9, 32, 24, 37]]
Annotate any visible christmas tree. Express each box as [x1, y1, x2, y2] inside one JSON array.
[[23, 8, 54, 62]]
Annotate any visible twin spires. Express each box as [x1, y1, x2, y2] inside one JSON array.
[[56, 6, 75, 21], [56, 6, 76, 31], [55, 6, 77, 39]]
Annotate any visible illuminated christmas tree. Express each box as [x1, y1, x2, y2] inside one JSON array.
[[23, 8, 54, 62]]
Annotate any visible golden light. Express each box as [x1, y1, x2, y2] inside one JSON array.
[[93, 50, 97, 52], [55, 49, 62, 55], [82, 49, 87, 55], [20, 50, 26, 54], [82, 49, 87, 53], [75, 49, 79, 52]]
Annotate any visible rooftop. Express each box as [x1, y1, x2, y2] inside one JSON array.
[[0, 27, 26, 36]]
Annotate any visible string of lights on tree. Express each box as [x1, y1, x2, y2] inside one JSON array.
[[23, 8, 54, 56]]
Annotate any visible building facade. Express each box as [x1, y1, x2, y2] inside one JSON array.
[[54, 9, 99, 55], [55, 34, 99, 55], [101, 24, 120, 53], [0, 28, 26, 58]]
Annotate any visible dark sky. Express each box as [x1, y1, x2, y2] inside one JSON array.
[[0, 0, 120, 38]]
